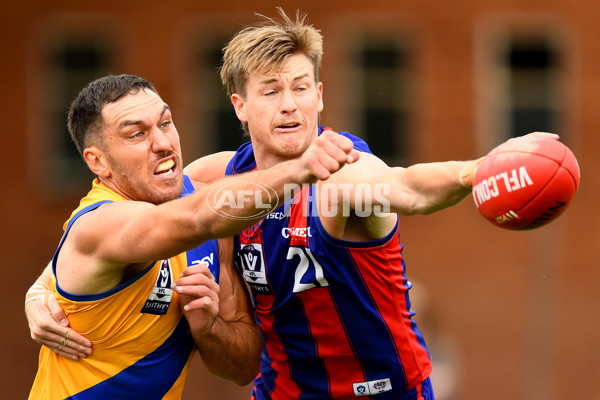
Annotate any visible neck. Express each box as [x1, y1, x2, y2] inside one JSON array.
[[253, 149, 291, 171], [96, 176, 132, 201], [250, 127, 320, 170]]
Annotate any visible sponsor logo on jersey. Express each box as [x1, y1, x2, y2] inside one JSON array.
[[353, 378, 392, 396], [281, 227, 312, 239], [265, 211, 286, 220], [236, 243, 272, 294], [190, 252, 215, 267], [141, 259, 174, 315]]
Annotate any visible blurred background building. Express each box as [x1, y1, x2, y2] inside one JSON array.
[[1, 1, 597, 399]]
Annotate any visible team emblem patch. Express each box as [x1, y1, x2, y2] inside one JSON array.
[[353, 378, 392, 396], [236, 243, 272, 294], [141, 259, 174, 315]]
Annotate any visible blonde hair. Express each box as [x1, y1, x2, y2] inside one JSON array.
[[220, 7, 323, 98]]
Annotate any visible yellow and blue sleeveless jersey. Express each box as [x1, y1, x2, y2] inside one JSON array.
[[29, 176, 220, 400]]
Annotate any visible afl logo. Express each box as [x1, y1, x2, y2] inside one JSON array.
[[237, 243, 271, 294], [239, 245, 263, 278], [206, 180, 278, 220]]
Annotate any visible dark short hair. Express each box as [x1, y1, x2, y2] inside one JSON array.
[[67, 74, 158, 155]]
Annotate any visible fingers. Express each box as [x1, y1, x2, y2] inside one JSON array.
[[174, 263, 221, 336], [321, 129, 360, 163], [30, 322, 92, 360], [175, 263, 219, 295], [48, 293, 69, 326], [172, 263, 220, 312], [517, 131, 560, 141], [529, 131, 560, 139], [179, 262, 216, 280], [180, 295, 219, 314], [174, 283, 220, 311], [36, 330, 92, 360], [26, 293, 92, 360], [347, 149, 360, 164], [301, 130, 360, 182]]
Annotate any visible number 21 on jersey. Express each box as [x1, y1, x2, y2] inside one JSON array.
[[288, 247, 329, 293]]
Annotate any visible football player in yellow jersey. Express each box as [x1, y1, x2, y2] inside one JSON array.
[[25, 74, 359, 399]]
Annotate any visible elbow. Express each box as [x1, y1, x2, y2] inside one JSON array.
[[409, 201, 450, 216], [217, 357, 259, 386], [233, 365, 260, 386], [399, 198, 434, 216], [233, 344, 261, 386], [416, 204, 441, 215], [204, 357, 259, 387]]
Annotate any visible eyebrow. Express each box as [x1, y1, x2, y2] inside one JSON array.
[[118, 105, 170, 129], [259, 73, 310, 86]]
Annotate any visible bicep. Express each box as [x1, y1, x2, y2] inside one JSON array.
[[326, 152, 419, 215], [184, 151, 235, 183], [71, 201, 200, 265]]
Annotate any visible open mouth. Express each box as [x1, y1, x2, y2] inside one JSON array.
[[154, 158, 175, 176], [277, 122, 300, 130]]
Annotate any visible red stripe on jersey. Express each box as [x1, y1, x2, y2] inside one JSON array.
[[416, 381, 424, 400], [255, 295, 302, 399], [347, 238, 432, 389], [295, 287, 366, 398], [288, 187, 310, 247]]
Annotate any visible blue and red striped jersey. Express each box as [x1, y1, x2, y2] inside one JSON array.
[[227, 127, 432, 399]]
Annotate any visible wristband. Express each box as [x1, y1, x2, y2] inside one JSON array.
[[25, 281, 51, 307], [459, 157, 485, 189]]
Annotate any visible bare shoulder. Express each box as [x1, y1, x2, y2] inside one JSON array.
[[184, 151, 235, 183], [56, 201, 154, 293], [67, 200, 154, 250], [318, 151, 398, 241]]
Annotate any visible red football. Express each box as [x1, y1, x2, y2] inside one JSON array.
[[472, 136, 580, 230]]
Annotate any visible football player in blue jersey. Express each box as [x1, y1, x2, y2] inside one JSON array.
[[186, 10, 557, 400], [24, 73, 358, 399]]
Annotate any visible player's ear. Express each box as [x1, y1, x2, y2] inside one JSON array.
[[231, 94, 247, 123], [317, 82, 324, 113], [83, 146, 110, 178]]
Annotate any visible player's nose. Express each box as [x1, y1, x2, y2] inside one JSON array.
[[279, 89, 298, 113], [151, 128, 173, 153]]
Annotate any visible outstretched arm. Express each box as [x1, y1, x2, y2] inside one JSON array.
[[174, 238, 261, 385], [328, 131, 559, 216], [379, 157, 483, 215], [379, 131, 559, 214], [316, 131, 559, 241], [79, 130, 359, 266], [27, 131, 358, 360]]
